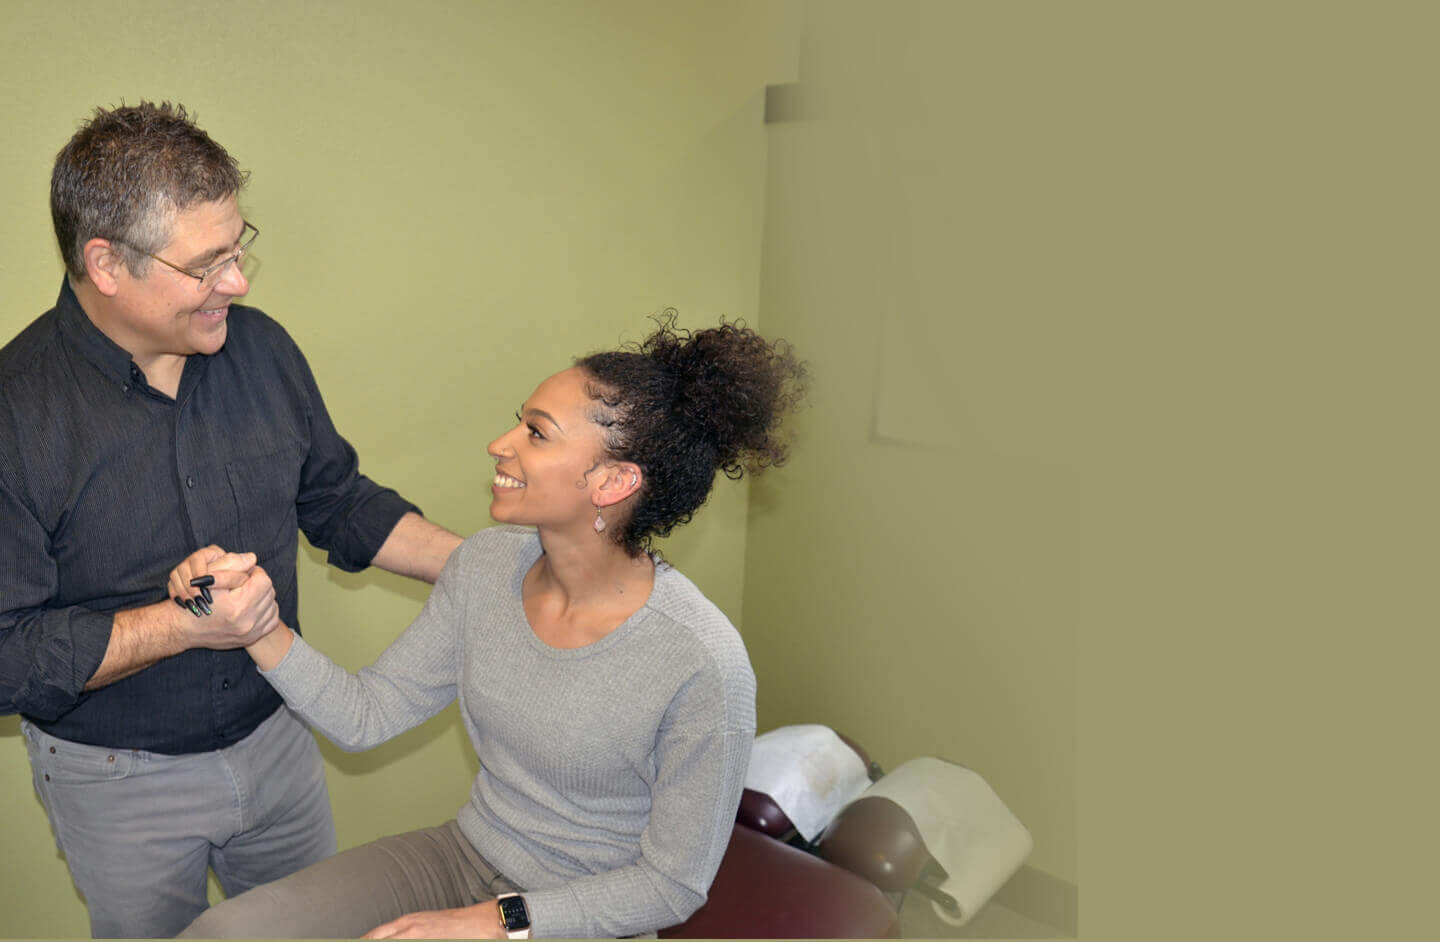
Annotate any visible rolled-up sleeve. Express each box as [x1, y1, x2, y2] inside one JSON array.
[[289, 347, 420, 572], [0, 478, 112, 718]]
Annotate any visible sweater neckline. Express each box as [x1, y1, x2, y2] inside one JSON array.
[[509, 532, 664, 659]]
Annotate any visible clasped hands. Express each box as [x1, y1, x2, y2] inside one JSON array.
[[167, 550, 505, 938], [166, 545, 281, 649]]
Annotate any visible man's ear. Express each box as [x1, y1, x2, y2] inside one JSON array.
[[82, 238, 125, 297], [594, 462, 643, 508]]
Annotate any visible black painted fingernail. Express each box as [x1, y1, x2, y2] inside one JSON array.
[[200, 586, 213, 605], [190, 575, 216, 588], [174, 596, 187, 610], [185, 599, 202, 617], [195, 597, 212, 616]]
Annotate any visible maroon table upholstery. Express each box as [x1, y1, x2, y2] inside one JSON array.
[[735, 787, 796, 840], [660, 824, 899, 938]]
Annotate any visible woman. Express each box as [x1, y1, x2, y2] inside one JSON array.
[[173, 316, 805, 939]]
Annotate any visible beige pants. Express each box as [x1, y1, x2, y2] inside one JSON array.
[[178, 819, 516, 938]]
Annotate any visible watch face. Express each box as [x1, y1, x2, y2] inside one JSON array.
[[498, 895, 530, 930]]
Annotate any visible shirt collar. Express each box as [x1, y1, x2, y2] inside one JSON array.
[[53, 278, 144, 389]]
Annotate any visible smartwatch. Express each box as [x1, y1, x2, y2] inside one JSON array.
[[496, 893, 531, 939]]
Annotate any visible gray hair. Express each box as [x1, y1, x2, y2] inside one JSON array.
[[51, 101, 246, 279]]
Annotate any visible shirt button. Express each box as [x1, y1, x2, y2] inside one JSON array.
[[186, 475, 196, 488], [221, 680, 231, 690], [49, 746, 56, 754]]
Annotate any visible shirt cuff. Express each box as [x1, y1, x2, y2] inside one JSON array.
[[326, 488, 421, 572], [15, 607, 115, 720]]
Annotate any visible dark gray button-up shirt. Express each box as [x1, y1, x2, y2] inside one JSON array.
[[0, 280, 419, 753]]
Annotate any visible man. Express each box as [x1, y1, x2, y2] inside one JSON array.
[[0, 101, 464, 938]]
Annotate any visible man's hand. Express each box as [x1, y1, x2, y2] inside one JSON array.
[[166, 546, 279, 649], [363, 902, 505, 939], [86, 548, 277, 691]]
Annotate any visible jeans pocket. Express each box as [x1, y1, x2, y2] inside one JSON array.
[[24, 722, 137, 786]]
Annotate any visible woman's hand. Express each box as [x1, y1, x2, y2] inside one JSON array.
[[363, 901, 505, 939], [167, 544, 255, 611]]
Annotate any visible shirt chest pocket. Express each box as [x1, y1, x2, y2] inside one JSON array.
[[225, 446, 304, 561]]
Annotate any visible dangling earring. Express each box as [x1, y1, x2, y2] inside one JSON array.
[[593, 506, 606, 533]]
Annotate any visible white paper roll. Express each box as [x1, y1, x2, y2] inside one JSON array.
[[861, 757, 1033, 927]]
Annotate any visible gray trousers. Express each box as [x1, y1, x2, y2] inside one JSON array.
[[22, 707, 336, 939], [178, 819, 518, 938]]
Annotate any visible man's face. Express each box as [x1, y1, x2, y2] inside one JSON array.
[[106, 196, 250, 369]]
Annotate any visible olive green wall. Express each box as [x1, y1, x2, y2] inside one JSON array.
[[1, 5, 1413, 942], [744, 0, 1081, 902], [0, 1, 795, 935]]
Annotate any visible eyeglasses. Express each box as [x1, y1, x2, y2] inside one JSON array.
[[133, 221, 259, 290]]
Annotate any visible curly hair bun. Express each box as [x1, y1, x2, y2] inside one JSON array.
[[645, 314, 806, 478], [576, 310, 807, 556]]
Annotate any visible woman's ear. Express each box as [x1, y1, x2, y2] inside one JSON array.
[[594, 462, 643, 508], [83, 238, 124, 296]]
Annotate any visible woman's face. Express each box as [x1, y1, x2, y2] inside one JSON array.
[[486, 367, 611, 531]]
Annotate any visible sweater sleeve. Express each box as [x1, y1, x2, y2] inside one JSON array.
[[259, 548, 464, 750], [524, 668, 756, 938]]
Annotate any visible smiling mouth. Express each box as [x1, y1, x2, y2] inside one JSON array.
[[493, 473, 525, 489], [195, 305, 228, 317]]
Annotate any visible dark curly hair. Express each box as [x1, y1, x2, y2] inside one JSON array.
[[51, 101, 246, 279], [576, 311, 807, 557]]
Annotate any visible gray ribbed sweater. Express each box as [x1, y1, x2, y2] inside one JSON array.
[[262, 525, 756, 938]]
